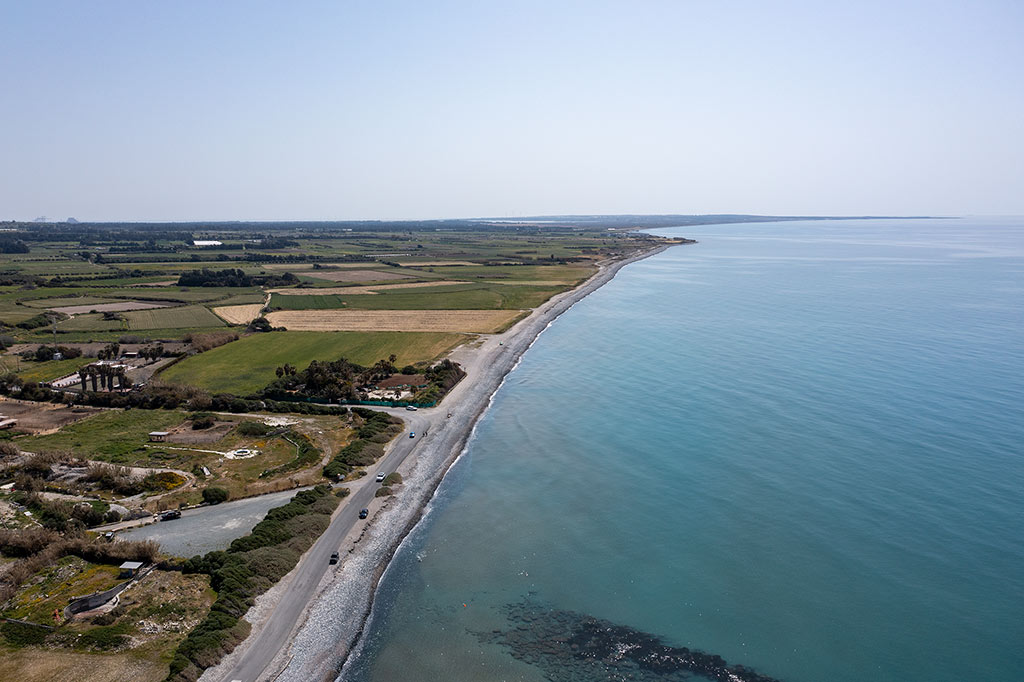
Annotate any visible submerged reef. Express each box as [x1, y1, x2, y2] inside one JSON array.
[[477, 598, 784, 682]]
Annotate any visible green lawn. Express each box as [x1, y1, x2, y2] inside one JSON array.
[[160, 330, 467, 395], [22, 409, 185, 462]]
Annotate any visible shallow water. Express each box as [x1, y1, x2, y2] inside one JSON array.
[[343, 217, 1024, 682]]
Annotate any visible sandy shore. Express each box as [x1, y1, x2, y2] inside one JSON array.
[[201, 242, 672, 682]]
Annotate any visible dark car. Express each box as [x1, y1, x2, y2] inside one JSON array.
[[359, 508, 369, 519], [329, 552, 340, 565], [159, 510, 181, 521]]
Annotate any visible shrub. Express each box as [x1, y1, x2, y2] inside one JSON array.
[[382, 472, 403, 485], [0, 621, 49, 647], [202, 487, 229, 505], [191, 416, 215, 430], [237, 420, 271, 436], [374, 486, 393, 497]]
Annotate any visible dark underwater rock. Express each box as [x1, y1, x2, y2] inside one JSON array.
[[476, 598, 784, 682]]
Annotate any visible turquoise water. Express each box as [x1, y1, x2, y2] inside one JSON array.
[[344, 218, 1024, 682]]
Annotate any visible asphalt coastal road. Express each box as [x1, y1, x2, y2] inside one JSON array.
[[208, 244, 672, 682], [219, 408, 437, 682]]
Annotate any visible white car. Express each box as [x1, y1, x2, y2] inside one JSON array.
[[376, 472, 386, 482]]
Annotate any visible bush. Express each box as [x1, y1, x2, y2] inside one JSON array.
[[191, 416, 215, 430], [237, 420, 271, 436], [382, 472, 403, 485], [0, 621, 49, 647], [374, 486, 393, 497], [202, 487, 229, 505], [77, 624, 130, 650]]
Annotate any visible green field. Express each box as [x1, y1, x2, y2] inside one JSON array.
[[269, 283, 567, 311], [22, 409, 185, 461], [1, 356, 93, 383], [125, 305, 226, 329], [160, 330, 467, 395]]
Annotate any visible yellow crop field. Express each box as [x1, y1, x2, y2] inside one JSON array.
[[265, 309, 523, 333], [212, 303, 264, 324]]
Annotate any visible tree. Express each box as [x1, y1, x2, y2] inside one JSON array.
[[202, 487, 229, 505]]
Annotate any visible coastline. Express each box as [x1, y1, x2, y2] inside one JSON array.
[[206, 242, 675, 682]]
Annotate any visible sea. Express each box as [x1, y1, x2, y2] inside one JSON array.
[[341, 217, 1024, 682]]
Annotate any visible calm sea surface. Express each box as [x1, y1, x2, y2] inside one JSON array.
[[343, 218, 1024, 682]]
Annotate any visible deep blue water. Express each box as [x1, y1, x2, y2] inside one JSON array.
[[343, 218, 1024, 682]]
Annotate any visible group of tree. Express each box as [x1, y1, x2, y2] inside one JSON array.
[[21, 345, 83, 362], [77, 363, 130, 391], [175, 268, 298, 288], [0, 236, 30, 253]]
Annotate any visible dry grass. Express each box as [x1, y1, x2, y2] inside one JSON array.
[[211, 303, 264, 324], [0, 400, 101, 435], [265, 309, 523, 333], [305, 269, 413, 282], [269, 280, 469, 296], [0, 647, 168, 682]]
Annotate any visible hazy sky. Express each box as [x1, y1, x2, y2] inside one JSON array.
[[2, 0, 1022, 221]]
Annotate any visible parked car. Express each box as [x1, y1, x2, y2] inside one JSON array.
[[405, 405, 417, 411], [329, 552, 340, 565], [409, 432, 415, 438], [376, 472, 386, 482], [359, 508, 369, 519]]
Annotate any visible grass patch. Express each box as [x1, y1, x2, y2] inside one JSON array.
[[125, 306, 226, 330], [21, 410, 183, 462], [0, 357, 91, 383], [161, 331, 465, 396]]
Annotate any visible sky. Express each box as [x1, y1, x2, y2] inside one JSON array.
[[1, 0, 1022, 221]]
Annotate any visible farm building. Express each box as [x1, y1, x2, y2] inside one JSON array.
[[0, 417, 17, 429], [149, 431, 170, 442], [192, 240, 223, 247]]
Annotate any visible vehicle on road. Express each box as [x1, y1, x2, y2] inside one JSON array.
[[409, 432, 415, 438], [159, 510, 181, 521], [329, 552, 339, 565], [359, 508, 369, 519], [375, 472, 386, 482], [405, 405, 417, 411]]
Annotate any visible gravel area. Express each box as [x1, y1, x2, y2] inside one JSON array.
[[119, 487, 309, 558]]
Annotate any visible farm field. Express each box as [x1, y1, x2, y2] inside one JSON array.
[[304, 269, 413, 282], [269, 280, 469, 295], [48, 301, 170, 315], [3, 357, 93, 383], [161, 330, 465, 395], [124, 305, 226, 330], [265, 309, 523, 333], [0, 401, 101, 434], [212, 303, 264, 325]]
